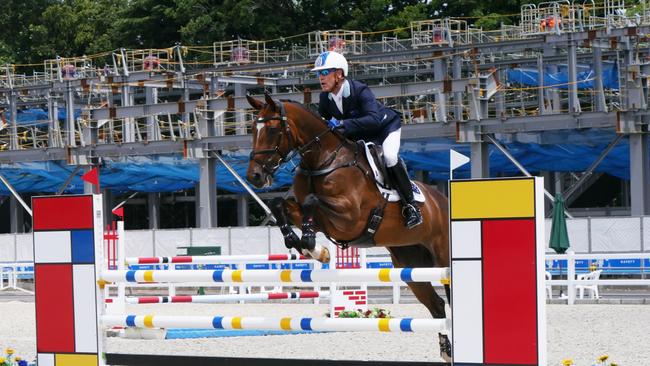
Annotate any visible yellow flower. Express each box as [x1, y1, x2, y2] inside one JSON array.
[[4, 348, 12, 355], [15, 356, 22, 361], [598, 355, 609, 362], [562, 359, 574, 365], [0, 357, 5, 363]]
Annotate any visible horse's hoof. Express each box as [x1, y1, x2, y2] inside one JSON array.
[[318, 247, 330, 263], [302, 245, 330, 264], [440, 351, 451, 363], [439, 333, 452, 363]]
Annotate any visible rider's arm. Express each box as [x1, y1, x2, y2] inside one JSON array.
[[341, 84, 383, 135], [318, 93, 332, 120]]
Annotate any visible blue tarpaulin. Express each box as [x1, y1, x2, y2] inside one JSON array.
[[506, 62, 619, 90], [0, 129, 633, 195], [2, 108, 82, 126]]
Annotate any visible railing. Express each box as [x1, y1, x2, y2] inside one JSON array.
[[546, 251, 650, 305], [0, 262, 34, 294]]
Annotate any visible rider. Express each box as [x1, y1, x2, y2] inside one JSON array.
[[311, 51, 423, 229]]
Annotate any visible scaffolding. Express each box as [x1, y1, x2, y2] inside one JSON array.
[[520, 1, 583, 35], [44, 56, 96, 81], [213, 39, 267, 66], [411, 18, 468, 48], [0, 65, 14, 88], [308, 30, 364, 56], [125, 48, 174, 73]]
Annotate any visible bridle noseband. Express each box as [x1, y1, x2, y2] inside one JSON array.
[[249, 102, 296, 176], [249, 99, 355, 179]]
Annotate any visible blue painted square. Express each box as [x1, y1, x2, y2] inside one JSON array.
[[71, 229, 95, 263]]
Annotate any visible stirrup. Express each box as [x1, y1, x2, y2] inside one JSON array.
[[402, 203, 423, 229]]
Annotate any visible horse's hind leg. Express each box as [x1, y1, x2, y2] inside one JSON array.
[[269, 197, 301, 251], [387, 245, 451, 362]]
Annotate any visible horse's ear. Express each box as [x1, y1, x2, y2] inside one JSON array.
[[246, 95, 264, 111], [264, 92, 277, 111]]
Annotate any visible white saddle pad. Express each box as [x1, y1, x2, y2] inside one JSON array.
[[363, 142, 425, 203]]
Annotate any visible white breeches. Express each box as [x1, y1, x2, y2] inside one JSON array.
[[382, 128, 401, 167]]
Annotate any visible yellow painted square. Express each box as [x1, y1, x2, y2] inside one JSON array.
[[55, 353, 98, 366], [450, 178, 535, 219]]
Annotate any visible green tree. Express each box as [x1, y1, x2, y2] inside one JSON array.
[[0, 0, 54, 64], [28, 0, 122, 60], [112, 0, 183, 48]]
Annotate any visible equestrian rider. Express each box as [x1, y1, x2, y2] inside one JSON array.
[[311, 51, 423, 229]]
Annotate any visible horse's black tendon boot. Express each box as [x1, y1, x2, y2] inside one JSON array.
[[388, 161, 423, 229]]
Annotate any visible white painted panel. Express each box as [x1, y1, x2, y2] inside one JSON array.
[[37, 353, 54, 366], [73, 264, 98, 353], [269, 227, 287, 254], [0, 235, 14, 262], [154, 229, 191, 257], [33, 231, 71, 264], [16, 234, 33, 261], [643, 217, 650, 252], [591, 217, 641, 252], [566, 219, 589, 253], [230, 227, 270, 255], [124, 230, 154, 257], [451, 260, 483, 364], [190, 228, 229, 253], [451, 221, 482, 259]]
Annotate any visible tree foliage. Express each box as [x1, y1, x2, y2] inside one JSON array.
[[0, 0, 646, 65]]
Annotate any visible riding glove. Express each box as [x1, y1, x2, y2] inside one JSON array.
[[327, 118, 343, 130]]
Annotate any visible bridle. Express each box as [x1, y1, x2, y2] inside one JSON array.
[[249, 99, 357, 179], [248, 102, 296, 176]]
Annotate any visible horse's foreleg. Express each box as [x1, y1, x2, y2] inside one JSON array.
[[269, 197, 300, 251], [298, 194, 331, 263], [388, 245, 451, 363]]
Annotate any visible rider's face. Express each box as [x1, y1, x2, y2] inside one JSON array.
[[319, 69, 343, 93]]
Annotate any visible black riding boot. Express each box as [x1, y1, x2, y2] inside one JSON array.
[[388, 161, 423, 229]]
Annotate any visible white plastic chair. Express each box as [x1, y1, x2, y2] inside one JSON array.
[[575, 270, 602, 299], [545, 271, 553, 299]]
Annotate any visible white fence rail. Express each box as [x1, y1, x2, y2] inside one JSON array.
[[547, 251, 650, 304], [3, 216, 650, 263]]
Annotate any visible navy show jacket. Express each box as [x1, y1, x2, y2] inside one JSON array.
[[318, 79, 401, 144]]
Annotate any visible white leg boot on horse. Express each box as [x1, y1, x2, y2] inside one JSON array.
[[269, 197, 330, 263], [388, 160, 423, 229]]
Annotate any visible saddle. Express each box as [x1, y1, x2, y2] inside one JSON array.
[[335, 141, 425, 249], [357, 141, 425, 203]]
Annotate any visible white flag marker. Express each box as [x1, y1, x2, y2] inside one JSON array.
[[449, 149, 470, 180]]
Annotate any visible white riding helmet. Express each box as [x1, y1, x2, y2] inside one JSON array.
[[311, 51, 348, 76]]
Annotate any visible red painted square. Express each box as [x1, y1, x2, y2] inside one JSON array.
[[35, 264, 75, 352], [33, 196, 94, 230], [483, 219, 538, 365]]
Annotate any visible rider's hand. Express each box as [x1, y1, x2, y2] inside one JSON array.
[[327, 118, 342, 130]]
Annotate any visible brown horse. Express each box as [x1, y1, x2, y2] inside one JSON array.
[[245, 93, 451, 361]]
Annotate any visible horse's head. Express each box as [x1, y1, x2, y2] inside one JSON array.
[[246, 93, 296, 188]]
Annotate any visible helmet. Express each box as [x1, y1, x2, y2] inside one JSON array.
[[311, 51, 348, 76]]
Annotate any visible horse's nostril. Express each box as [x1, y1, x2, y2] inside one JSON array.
[[252, 172, 262, 183]]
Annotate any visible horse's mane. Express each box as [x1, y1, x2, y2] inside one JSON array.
[[279, 99, 324, 122]]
